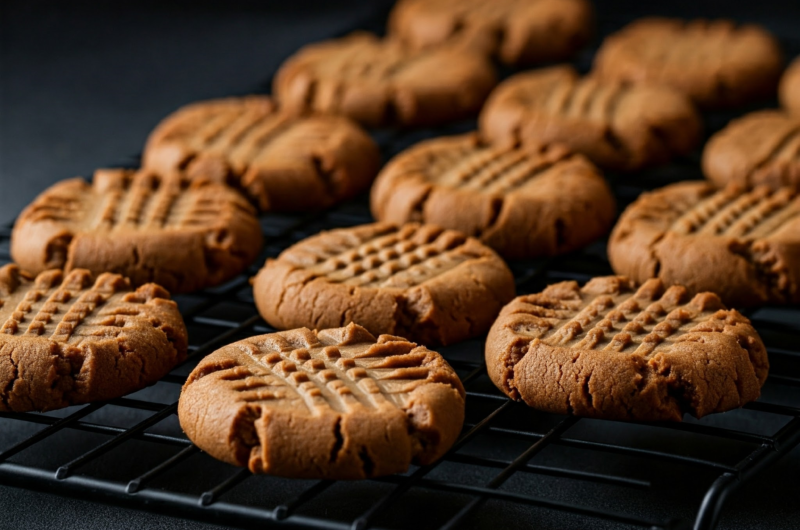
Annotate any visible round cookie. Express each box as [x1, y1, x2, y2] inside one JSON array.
[[143, 96, 381, 212], [11, 168, 262, 294], [253, 223, 515, 346], [486, 276, 768, 422], [608, 182, 800, 307], [370, 133, 615, 259], [0, 266, 188, 412], [702, 110, 800, 190], [478, 65, 701, 171], [388, 0, 593, 67], [594, 18, 783, 109], [273, 32, 497, 128], [178, 323, 465, 479], [779, 56, 800, 116]]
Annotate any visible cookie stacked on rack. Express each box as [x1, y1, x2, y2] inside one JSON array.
[[6, 0, 799, 482]]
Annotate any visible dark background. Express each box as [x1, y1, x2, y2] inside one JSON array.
[[1, 1, 800, 529]]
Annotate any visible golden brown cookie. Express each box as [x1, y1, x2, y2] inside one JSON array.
[[608, 182, 800, 307], [143, 96, 381, 212], [388, 0, 593, 67], [178, 323, 465, 479], [486, 276, 768, 422], [594, 18, 783, 108], [702, 111, 800, 190], [273, 32, 497, 128], [370, 133, 615, 259], [478, 65, 701, 171], [11, 168, 262, 294], [779, 56, 800, 116], [0, 265, 188, 412], [253, 223, 515, 346]]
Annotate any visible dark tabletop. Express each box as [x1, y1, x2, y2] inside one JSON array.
[[1, 1, 799, 529]]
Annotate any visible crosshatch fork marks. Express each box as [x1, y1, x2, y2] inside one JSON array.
[[670, 186, 800, 238], [297, 225, 478, 289], [428, 144, 569, 195], [514, 280, 725, 357], [1, 269, 129, 341], [218, 339, 436, 415], [541, 76, 628, 126], [21, 170, 242, 235]]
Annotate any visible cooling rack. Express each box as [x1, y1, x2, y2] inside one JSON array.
[[0, 125, 799, 529], [2, 6, 800, 530]]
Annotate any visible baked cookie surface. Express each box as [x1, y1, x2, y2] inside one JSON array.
[[478, 65, 701, 171], [11, 168, 262, 294], [594, 18, 783, 108], [609, 182, 800, 307], [0, 266, 188, 412], [370, 133, 615, 258], [253, 223, 515, 346], [143, 96, 380, 212], [388, 0, 593, 67], [702, 111, 800, 189], [273, 32, 496, 128], [178, 323, 465, 479], [779, 56, 800, 116], [486, 276, 768, 421]]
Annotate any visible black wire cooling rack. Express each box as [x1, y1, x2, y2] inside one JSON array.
[[0, 123, 799, 530], [2, 5, 800, 529]]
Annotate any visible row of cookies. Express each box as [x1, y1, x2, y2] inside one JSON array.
[[0, 263, 467, 478], [13, 91, 797, 301], [271, 8, 791, 140], [10, 88, 798, 335], [180, 276, 771, 478], [0, 260, 773, 477], [11, 106, 798, 318]]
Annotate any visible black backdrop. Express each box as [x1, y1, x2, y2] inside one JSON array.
[[1, 1, 799, 529]]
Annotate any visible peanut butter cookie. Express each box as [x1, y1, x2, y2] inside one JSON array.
[[594, 18, 782, 108], [0, 266, 187, 412], [486, 276, 768, 421], [274, 32, 496, 128], [370, 133, 615, 258], [143, 96, 380, 212], [609, 182, 800, 306], [388, 0, 593, 67], [253, 223, 515, 346], [12, 168, 262, 294], [179, 323, 465, 478], [703, 111, 800, 189], [479, 65, 701, 171]]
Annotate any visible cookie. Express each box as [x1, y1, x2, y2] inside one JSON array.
[[178, 323, 465, 479], [702, 111, 800, 190], [594, 18, 783, 109], [779, 56, 800, 116], [486, 276, 768, 422], [253, 223, 515, 346], [388, 0, 593, 67], [11, 168, 262, 294], [370, 133, 615, 259], [608, 182, 800, 307], [143, 96, 381, 212], [273, 32, 496, 128], [0, 265, 188, 412], [478, 65, 701, 171]]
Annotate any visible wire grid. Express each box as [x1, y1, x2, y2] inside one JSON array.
[[0, 126, 799, 530]]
